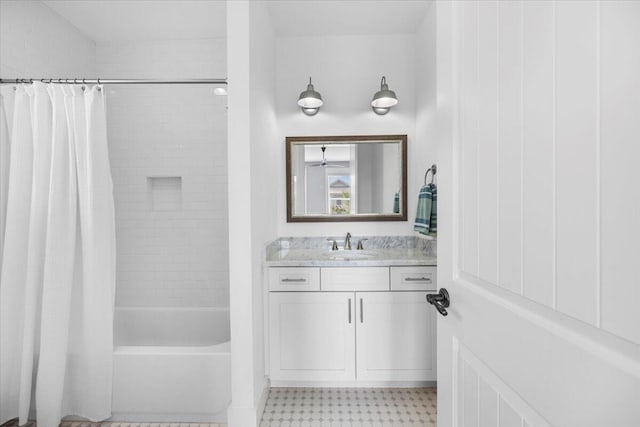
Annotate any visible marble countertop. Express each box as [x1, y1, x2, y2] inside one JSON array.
[[265, 248, 437, 267], [264, 236, 437, 267]]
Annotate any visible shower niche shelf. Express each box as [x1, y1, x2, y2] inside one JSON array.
[[147, 176, 182, 211]]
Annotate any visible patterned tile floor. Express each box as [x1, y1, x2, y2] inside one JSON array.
[[2, 388, 436, 427], [259, 387, 437, 427]]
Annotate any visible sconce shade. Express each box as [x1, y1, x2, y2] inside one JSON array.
[[298, 77, 323, 115], [371, 76, 398, 114]]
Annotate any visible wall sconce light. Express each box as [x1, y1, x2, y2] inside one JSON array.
[[371, 76, 398, 115], [297, 77, 323, 116]]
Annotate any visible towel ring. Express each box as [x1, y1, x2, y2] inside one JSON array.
[[424, 164, 437, 185]]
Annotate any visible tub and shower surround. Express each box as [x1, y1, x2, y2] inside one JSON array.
[[96, 47, 231, 417], [0, 82, 116, 427], [111, 306, 231, 420]]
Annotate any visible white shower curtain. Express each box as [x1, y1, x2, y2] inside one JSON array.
[[0, 82, 116, 427]]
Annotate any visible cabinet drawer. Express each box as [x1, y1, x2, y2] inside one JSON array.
[[269, 267, 320, 291], [321, 267, 389, 291], [390, 266, 437, 291]]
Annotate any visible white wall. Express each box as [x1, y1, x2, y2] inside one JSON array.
[[97, 39, 229, 308], [249, 0, 278, 416], [415, 2, 438, 206], [227, 1, 276, 425], [275, 34, 431, 236], [0, 0, 95, 78]]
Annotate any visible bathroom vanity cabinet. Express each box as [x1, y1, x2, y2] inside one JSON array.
[[268, 266, 437, 386]]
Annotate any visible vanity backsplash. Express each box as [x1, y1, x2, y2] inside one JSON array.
[[268, 235, 435, 254]]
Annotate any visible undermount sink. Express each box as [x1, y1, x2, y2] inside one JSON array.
[[322, 250, 379, 260]]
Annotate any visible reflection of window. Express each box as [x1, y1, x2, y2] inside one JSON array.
[[328, 175, 351, 215]]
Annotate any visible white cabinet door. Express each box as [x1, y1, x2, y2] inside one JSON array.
[[355, 292, 436, 382], [269, 292, 356, 382]]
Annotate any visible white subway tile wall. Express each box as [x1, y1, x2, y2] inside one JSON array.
[[97, 39, 229, 308]]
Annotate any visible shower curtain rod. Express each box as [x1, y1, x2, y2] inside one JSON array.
[[0, 78, 227, 85]]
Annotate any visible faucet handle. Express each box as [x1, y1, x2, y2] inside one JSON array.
[[327, 238, 339, 251], [356, 238, 369, 250]]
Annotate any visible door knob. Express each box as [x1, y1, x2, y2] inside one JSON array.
[[426, 288, 450, 317]]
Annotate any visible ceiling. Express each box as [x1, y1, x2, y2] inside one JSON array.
[[267, 0, 432, 37], [42, 0, 431, 43], [43, 0, 227, 43], [304, 144, 352, 163]]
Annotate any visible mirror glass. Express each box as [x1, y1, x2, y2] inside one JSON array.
[[286, 135, 407, 222]]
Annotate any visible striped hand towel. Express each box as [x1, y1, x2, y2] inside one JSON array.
[[414, 183, 437, 235]]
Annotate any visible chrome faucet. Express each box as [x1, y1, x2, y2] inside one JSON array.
[[357, 238, 368, 250], [344, 232, 352, 250], [327, 238, 339, 251]]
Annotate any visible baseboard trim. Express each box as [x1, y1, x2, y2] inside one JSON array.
[[226, 377, 271, 427], [254, 378, 270, 423], [106, 413, 226, 423], [269, 380, 436, 388]]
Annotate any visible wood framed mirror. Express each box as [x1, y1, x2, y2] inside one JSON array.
[[286, 135, 407, 222]]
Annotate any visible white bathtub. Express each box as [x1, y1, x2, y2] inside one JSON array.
[[111, 307, 231, 422]]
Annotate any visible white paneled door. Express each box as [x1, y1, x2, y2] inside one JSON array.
[[434, 1, 640, 426]]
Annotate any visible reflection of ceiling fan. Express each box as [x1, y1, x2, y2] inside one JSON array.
[[309, 145, 348, 168]]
